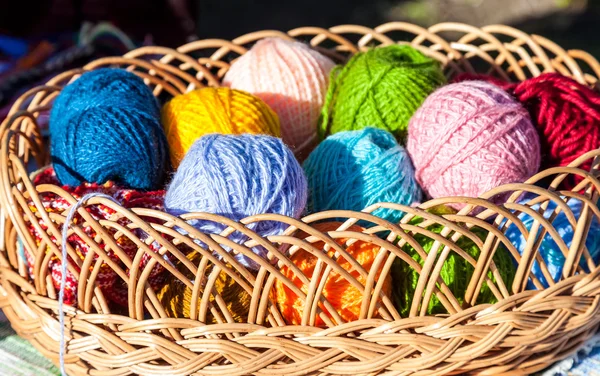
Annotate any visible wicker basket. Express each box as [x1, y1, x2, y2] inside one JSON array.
[[2, 23, 600, 375]]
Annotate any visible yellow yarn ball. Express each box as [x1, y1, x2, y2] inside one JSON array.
[[157, 251, 252, 323], [162, 87, 281, 167]]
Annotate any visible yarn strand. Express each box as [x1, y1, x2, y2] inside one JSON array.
[[59, 193, 119, 376]]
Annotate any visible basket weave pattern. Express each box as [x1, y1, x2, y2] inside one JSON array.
[[1, 23, 600, 375]]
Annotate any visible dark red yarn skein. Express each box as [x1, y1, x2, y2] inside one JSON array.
[[453, 73, 600, 186]]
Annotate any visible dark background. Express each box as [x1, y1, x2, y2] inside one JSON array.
[[0, 0, 597, 56]]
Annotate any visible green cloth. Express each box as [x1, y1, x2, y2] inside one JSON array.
[[0, 311, 60, 376]]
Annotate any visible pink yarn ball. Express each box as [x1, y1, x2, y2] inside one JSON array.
[[407, 81, 541, 204], [223, 38, 335, 157]]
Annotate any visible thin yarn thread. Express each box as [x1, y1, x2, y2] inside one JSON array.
[[59, 193, 119, 376]]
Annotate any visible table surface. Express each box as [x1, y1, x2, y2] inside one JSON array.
[[0, 310, 59, 376]]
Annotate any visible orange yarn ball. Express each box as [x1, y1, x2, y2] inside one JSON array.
[[274, 222, 391, 326]]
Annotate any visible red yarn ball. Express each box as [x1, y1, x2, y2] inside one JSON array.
[[453, 73, 600, 187]]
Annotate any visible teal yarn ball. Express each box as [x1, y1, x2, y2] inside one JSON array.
[[50, 68, 169, 190], [319, 44, 446, 141], [303, 127, 422, 223], [504, 196, 600, 289]]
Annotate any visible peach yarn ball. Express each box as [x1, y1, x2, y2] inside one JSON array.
[[273, 222, 392, 326], [223, 38, 335, 157]]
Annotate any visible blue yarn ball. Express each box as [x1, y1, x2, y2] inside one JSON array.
[[165, 133, 308, 268], [504, 197, 600, 289], [303, 127, 422, 223], [49, 68, 169, 190]]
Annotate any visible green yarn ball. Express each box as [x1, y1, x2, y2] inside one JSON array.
[[392, 218, 516, 317], [319, 45, 446, 141]]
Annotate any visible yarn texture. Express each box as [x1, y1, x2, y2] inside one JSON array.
[[407, 80, 541, 203], [454, 73, 600, 187], [319, 45, 445, 141], [49, 68, 168, 190], [223, 38, 335, 157], [26, 167, 167, 307], [504, 197, 600, 289], [304, 127, 422, 223], [157, 251, 251, 321], [165, 133, 307, 268], [393, 218, 516, 317], [274, 222, 392, 326], [162, 87, 281, 168]]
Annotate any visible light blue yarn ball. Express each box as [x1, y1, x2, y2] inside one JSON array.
[[165, 133, 308, 268], [49, 68, 169, 190], [303, 127, 422, 223], [504, 197, 600, 289]]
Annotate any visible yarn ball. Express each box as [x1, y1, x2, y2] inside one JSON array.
[[157, 251, 251, 321], [49, 68, 169, 190], [454, 73, 600, 188], [25, 166, 167, 307], [165, 133, 307, 268], [161, 87, 281, 168], [223, 38, 335, 157], [407, 81, 541, 204], [319, 44, 446, 141], [393, 219, 516, 317], [504, 197, 600, 289], [273, 222, 392, 326], [303, 127, 422, 223]]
